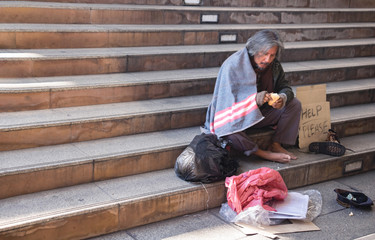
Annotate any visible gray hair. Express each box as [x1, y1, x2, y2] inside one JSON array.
[[246, 30, 283, 59]]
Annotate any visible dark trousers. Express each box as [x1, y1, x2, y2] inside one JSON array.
[[223, 98, 302, 156]]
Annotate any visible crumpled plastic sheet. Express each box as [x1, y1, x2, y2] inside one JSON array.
[[219, 189, 323, 226], [225, 167, 288, 213]]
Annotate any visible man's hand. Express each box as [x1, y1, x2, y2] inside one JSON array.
[[259, 92, 284, 109], [265, 92, 284, 109], [271, 97, 284, 109], [263, 92, 272, 104]]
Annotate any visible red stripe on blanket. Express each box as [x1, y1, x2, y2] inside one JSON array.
[[210, 93, 258, 132]]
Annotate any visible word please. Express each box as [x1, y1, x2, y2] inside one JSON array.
[[300, 120, 329, 138]]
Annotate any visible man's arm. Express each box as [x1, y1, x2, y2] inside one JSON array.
[[272, 60, 294, 105]]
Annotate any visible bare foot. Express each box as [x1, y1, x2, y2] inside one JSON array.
[[254, 149, 291, 163], [269, 142, 297, 160]]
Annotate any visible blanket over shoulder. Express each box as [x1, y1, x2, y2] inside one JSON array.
[[204, 47, 264, 137]]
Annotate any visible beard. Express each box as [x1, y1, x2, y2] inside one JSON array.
[[256, 62, 270, 70]]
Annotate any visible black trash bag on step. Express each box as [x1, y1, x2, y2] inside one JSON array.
[[174, 133, 238, 183]]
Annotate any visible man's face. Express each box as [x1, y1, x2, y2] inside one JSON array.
[[253, 45, 278, 70]]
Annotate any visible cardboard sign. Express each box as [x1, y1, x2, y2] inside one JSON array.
[[296, 84, 331, 149]]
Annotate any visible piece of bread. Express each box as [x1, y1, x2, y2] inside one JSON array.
[[268, 93, 280, 105]]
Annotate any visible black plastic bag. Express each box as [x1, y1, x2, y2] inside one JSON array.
[[174, 133, 238, 183]]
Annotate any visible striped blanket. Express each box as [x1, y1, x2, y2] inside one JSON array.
[[203, 47, 264, 137]]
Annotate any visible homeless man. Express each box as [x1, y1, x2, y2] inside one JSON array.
[[202, 29, 302, 163]]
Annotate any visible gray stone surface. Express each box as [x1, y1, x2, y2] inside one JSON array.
[[331, 103, 375, 122], [280, 172, 375, 240], [126, 211, 247, 240], [336, 171, 375, 200], [0, 94, 212, 129], [0, 182, 113, 225], [0, 125, 374, 238], [291, 78, 375, 96], [95, 169, 195, 200], [0, 67, 219, 91], [1, 39, 374, 60], [1, 22, 375, 32], [89, 231, 134, 240], [326, 78, 375, 94], [0, 44, 239, 59], [0, 1, 373, 239], [0, 90, 374, 130], [73, 127, 199, 157], [0, 143, 88, 173], [236, 142, 329, 174], [95, 170, 375, 240], [0, 126, 373, 197], [0, 168, 196, 228], [1, 66, 374, 94], [2, 1, 375, 12], [339, 132, 375, 152], [283, 56, 375, 72], [226, 131, 375, 178], [0, 126, 200, 175]]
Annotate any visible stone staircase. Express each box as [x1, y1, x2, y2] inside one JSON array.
[[0, 1, 375, 239]]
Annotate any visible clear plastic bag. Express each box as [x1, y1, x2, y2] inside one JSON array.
[[299, 189, 322, 222], [219, 203, 272, 226], [219, 189, 323, 226], [219, 202, 237, 223]]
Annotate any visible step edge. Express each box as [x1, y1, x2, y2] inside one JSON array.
[[0, 144, 374, 233]]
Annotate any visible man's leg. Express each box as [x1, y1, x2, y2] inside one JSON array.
[[253, 98, 302, 159], [223, 131, 291, 163], [272, 98, 302, 145], [223, 131, 258, 156], [270, 98, 301, 159]]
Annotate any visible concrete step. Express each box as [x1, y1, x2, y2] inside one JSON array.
[[0, 1, 373, 239], [325, 78, 375, 108], [1, 2, 374, 24], [331, 102, 375, 138], [1, 41, 375, 77], [296, 78, 375, 108], [195, 0, 375, 8], [0, 64, 374, 112], [283, 56, 375, 86], [0, 56, 374, 111], [0, 94, 210, 151], [0, 127, 200, 199], [0, 101, 374, 198], [1, 22, 375, 49], [0, 131, 374, 239], [1, 94, 374, 151], [89, 170, 375, 240], [0, 68, 218, 111], [6, 0, 375, 8]]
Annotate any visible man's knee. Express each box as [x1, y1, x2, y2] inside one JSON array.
[[288, 98, 302, 113]]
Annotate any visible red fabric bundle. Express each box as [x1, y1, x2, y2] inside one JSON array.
[[225, 167, 288, 213]]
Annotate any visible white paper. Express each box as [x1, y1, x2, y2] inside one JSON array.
[[269, 192, 309, 220]]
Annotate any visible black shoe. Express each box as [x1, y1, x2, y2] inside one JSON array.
[[334, 188, 374, 208], [309, 141, 346, 156]]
